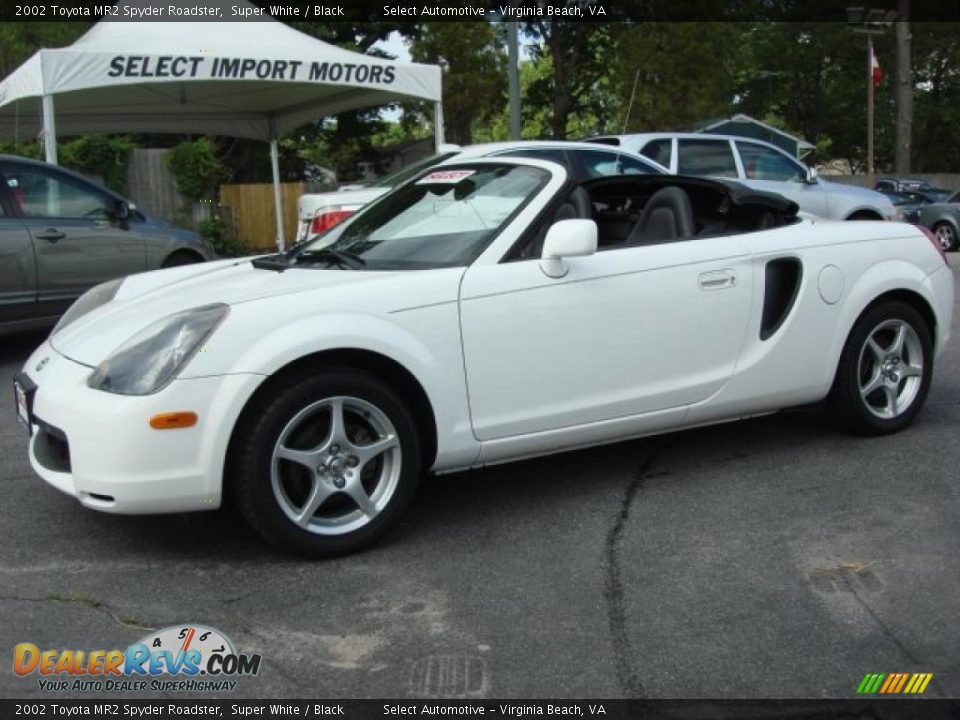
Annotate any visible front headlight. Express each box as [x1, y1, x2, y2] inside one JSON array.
[[53, 278, 125, 335], [88, 304, 229, 396]]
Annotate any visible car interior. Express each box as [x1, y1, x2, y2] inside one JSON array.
[[513, 175, 800, 260]]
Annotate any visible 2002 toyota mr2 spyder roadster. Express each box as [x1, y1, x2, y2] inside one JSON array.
[[15, 158, 954, 556]]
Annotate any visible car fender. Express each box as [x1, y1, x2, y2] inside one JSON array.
[[823, 258, 937, 381], [204, 310, 479, 471]]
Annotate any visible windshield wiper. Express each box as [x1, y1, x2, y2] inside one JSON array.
[[295, 248, 366, 270], [251, 254, 291, 272]]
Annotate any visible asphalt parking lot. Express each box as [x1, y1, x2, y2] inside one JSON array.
[[1, 259, 958, 701]]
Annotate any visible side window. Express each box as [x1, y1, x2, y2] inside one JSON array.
[[737, 142, 806, 182], [617, 154, 659, 176], [0, 163, 112, 219], [495, 148, 569, 168], [0, 177, 12, 217], [572, 149, 657, 180], [676, 139, 738, 178], [640, 139, 672, 168], [875, 180, 894, 192]]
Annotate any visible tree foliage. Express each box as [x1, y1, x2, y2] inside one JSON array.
[[407, 22, 506, 145], [2, 17, 960, 180]]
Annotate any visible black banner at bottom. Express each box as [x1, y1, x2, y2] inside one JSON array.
[[2, 699, 959, 720]]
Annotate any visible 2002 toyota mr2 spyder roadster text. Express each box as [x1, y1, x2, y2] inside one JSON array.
[[15, 158, 954, 555]]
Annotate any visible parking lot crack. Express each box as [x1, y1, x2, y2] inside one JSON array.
[[603, 442, 670, 699], [839, 575, 942, 698], [0, 594, 155, 632]]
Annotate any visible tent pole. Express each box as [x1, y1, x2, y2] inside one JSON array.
[[269, 128, 284, 253], [434, 101, 445, 150], [41, 94, 58, 165]]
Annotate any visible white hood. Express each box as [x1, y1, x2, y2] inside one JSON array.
[[50, 259, 406, 367]]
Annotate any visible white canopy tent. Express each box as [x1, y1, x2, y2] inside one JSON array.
[[0, 6, 444, 250]]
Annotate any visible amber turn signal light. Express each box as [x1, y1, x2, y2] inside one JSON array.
[[149, 412, 198, 430]]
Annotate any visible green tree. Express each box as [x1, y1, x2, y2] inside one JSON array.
[[611, 23, 746, 134], [407, 22, 506, 145], [524, 21, 614, 139], [911, 22, 960, 171], [0, 22, 89, 78]]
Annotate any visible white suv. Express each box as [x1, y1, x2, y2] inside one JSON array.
[[587, 133, 897, 222]]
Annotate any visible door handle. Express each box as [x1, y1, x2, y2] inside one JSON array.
[[35, 229, 66, 243], [698, 269, 737, 290]]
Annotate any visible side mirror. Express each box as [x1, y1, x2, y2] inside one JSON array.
[[540, 219, 597, 278], [111, 199, 131, 221], [805, 166, 819, 184]]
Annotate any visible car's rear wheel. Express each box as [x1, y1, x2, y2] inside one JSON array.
[[232, 370, 421, 556], [829, 301, 932, 435], [933, 222, 958, 252]]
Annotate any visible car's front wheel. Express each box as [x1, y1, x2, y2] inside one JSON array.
[[232, 370, 421, 556], [829, 301, 933, 435], [933, 222, 958, 252]]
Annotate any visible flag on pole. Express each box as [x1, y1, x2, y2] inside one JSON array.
[[871, 46, 883, 88]]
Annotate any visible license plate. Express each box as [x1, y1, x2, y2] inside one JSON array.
[[13, 378, 31, 433]]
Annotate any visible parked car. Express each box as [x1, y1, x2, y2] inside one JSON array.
[[296, 141, 668, 244], [874, 177, 953, 203], [0, 155, 213, 335], [876, 189, 932, 224], [585, 133, 897, 222], [17, 158, 952, 556], [917, 190, 960, 251]]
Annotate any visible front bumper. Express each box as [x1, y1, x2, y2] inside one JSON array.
[[21, 340, 264, 514]]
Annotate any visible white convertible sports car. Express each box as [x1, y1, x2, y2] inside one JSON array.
[[15, 159, 954, 556]]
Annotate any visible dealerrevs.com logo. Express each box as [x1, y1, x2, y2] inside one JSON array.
[[13, 625, 261, 692]]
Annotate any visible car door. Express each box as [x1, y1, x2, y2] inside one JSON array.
[[0, 181, 37, 325], [733, 141, 827, 217], [459, 230, 754, 441], [0, 161, 147, 318]]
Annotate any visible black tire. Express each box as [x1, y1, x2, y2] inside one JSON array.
[[829, 301, 933, 435], [162, 251, 204, 268], [231, 369, 421, 557], [845, 211, 882, 221], [933, 222, 958, 252]]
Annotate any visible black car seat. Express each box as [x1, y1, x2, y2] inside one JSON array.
[[526, 186, 593, 258], [626, 186, 695, 244]]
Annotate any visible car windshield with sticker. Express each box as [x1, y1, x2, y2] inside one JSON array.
[[295, 164, 548, 270]]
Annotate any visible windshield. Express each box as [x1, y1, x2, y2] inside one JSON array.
[[376, 152, 461, 189], [295, 164, 549, 270]]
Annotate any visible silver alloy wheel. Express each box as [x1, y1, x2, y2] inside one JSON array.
[[270, 396, 401, 536], [857, 319, 924, 420], [934, 223, 956, 251]]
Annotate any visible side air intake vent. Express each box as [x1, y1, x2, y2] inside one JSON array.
[[760, 258, 802, 340]]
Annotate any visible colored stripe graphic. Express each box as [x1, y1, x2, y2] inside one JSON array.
[[856, 673, 885, 694], [856, 672, 932, 694]]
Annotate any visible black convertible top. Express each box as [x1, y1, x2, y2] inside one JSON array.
[[583, 174, 800, 217]]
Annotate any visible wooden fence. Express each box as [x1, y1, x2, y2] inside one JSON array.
[[220, 182, 304, 251], [126, 148, 183, 222]]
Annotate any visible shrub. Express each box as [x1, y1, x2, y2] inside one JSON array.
[[198, 215, 247, 257], [59, 135, 134, 192], [168, 138, 231, 202]]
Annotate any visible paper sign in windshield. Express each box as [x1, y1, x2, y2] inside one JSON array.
[[417, 169, 476, 184]]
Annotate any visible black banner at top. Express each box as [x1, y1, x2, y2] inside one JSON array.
[[3, 0, 960, 23]]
